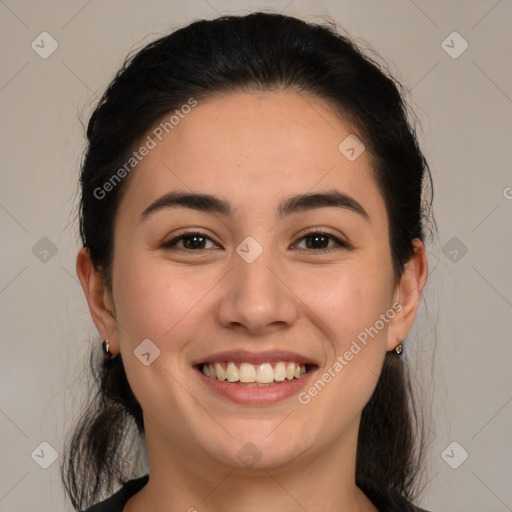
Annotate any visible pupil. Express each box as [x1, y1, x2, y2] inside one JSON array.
[[307, 234, 327, 249], [185, 236, 204, 250]]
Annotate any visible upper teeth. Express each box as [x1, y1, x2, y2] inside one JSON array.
[[202, 362, 307, 383]]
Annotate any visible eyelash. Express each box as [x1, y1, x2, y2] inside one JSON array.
[[162, 230, 350, 254]]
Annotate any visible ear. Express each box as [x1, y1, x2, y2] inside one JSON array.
[[76, 247, 119, 355], [386, 238, 428, 351]]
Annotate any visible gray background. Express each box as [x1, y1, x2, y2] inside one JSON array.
[[1, 1, 511, 511]]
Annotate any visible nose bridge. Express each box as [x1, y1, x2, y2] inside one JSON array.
[[216, 236, 299, 333], [236, 240, 278, 296]]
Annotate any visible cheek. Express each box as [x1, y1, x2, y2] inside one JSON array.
[[301, 257, 394, 406], [305, 261, 394, 348], [112, 255, 212, 348], [297, 276, 391, 425], [299, 260, 393, 403], [111, 257, 214, 412]]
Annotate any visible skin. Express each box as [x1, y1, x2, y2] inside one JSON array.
[[77, 90, 427, 512]]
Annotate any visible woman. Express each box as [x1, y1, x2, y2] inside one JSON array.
[[62, 11, 434, 512]]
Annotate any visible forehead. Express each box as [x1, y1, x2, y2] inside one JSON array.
[[116, 91, 386, 225], [158, 91, 358, 176]]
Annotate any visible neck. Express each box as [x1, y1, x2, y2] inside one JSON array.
[[124, 423, 377, 512]]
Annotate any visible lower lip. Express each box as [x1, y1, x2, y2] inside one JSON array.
[[195, 366, 318, 405]]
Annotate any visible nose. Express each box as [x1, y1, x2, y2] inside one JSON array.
[[215, 246, 300, 336]]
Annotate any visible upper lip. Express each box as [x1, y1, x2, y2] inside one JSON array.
[[192, 350, 319, 367]]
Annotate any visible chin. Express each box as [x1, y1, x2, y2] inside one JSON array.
[[197, 426, 313, 472]]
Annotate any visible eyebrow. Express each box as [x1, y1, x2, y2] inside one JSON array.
[[140, 189, 370, 223]]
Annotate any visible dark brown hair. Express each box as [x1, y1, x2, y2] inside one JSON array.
[[62, 11, 434, 510]]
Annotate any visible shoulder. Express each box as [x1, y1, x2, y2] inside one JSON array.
[[82, 474, 149, 512], [368, 491, 433, 512], [358, 478, 433, 512]]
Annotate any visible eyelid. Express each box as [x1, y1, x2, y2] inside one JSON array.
[[293, 229, 350, 251], [162, 230, 220, 250]]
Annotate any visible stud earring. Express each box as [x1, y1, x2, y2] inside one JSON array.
[[102, 339, 117, 359], [394, 338, 403, 357]]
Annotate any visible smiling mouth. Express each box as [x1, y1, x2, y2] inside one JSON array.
[[199, 361, 314, 387]]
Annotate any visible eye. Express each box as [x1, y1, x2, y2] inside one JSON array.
[[293, 231, 349, 253], [162, 232, 219, 251], [161, 230, 349, 253]]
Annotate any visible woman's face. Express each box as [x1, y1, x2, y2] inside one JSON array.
[[98, 91, 416, 472]]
